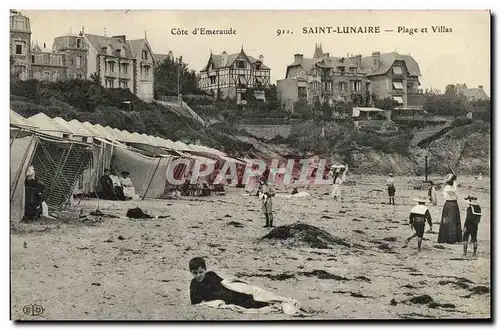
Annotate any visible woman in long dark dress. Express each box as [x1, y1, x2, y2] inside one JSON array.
[[437, 173, 462, 244]]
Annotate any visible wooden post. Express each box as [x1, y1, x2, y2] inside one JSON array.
[[425, 156, 428, 182]]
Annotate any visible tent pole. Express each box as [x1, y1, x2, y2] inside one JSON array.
[[142, 157, 162, 200]]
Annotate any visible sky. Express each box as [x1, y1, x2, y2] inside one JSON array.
[[20, 10, 491, 95]]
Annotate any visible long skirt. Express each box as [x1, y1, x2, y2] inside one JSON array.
[[331, 184, 341, 198], [437, 200, 462, 244]]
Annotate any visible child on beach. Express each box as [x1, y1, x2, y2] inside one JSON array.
[[402, 197, 433, 251], [463, 196, 482, 257], [188, 257, 269, 308]]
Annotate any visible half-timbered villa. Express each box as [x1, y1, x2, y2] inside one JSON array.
[[198, 47, 271, 104]]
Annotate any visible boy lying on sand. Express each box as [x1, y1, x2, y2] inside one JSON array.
[[188, 257, 308, 316], [189, 257, 269, 308]]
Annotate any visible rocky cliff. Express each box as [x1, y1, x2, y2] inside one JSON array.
[[234, 120, 490, 176]]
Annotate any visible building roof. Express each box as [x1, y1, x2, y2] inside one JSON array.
[[154, 53, 171, 64], [83, 33, 134, 58], [202, 49, 270, 71], [360, 52, 421, 77], [461, 88, 490, 101]]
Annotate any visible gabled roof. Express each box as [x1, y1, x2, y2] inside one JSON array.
[[360, 52, 421, 77], [83, 33, 134, 58], [461, 88, 490, 100], [202, 50, 269, 71]]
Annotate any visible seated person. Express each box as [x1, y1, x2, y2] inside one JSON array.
[[201, 182, 211, 196], [189, 257, 269, 309], [109, 169, 125, 201], [96, 168, 114, 200], [119, 171, 136, 200], [24, 166, 45, 221]]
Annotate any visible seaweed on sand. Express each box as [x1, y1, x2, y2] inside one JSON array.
[[259, 222, 352, 249]]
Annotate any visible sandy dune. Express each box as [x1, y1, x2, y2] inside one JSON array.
[[11, 176, 490, 320]]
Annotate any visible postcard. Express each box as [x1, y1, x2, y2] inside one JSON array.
[[10, 9, 491, 320]]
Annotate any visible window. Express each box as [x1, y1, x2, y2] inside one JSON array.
[[15, 44, 22, 55], [393, 82, 404, 90], [63, 133, 70, 139], [13, 17, 26, 30], [121, 80, 128, 89], [339, 67, 345, 76], [238, 61, 246, 69], [393, 96, 404, 104], [142, 50, 148, 60], [392, 67, 403, 75], [31, 55, 35, 63], [121, 63, 128, 74], [238, 74, 245, 85], [144, 66, 150, 78], [82, 137, 88, 143], [340, 82, 347, 91], [76, 56, 82, 68], [255, 62, 261, 70], [69, 59, 74, 65], [407, 84, 413, 92], [76, 38, 82, 48], [351, 81, 362, 91], [210, 76, 216, 84], [116, 49, 121, 57], [109, 62, 115, 73]]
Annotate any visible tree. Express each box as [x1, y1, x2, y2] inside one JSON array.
[[90, 72, 101, 85], [374, 96, 399, 110], [320, 101, 333, 119], [154, 56, 205, 98]]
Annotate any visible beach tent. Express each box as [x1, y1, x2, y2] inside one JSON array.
[[26, 113, 71, 138], [10, 126, 93, 220]]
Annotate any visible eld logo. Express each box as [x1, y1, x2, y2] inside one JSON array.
[[22, 304, 44, 316]]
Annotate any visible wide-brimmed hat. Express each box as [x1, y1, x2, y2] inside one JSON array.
[[445, 173, 455, 183], [389, 173, 394, 177], [414, 196, 428, 203], [465, 195, 479, 205], [121, 171, 130, 176]]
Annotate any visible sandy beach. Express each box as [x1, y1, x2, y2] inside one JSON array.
[[11, 175, 490, 320]]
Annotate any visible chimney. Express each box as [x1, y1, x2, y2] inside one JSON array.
[[258, 54, 264, 63], [479, 85, 483, 90], [354, 54, 362, 67], [294, 54, 304, 63], [112, 35, 126, 43], [221, 51, 227, 66], [372, 51, 381, 69], [43, 43, 46, 48]]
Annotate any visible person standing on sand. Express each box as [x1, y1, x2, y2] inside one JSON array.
[[331, 166, 348, 202], [437, 173, 462, 244], [403, 197, 433, 252], [463, 196, 482, 257], [428, 181, 437, 205], [256, 177, 275, 228], [386, 173, 396, 205]]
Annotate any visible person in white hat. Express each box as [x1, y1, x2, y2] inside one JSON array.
[[403, 196, 433, 251], [463, 196, 482, 257], [437, 173, 462, 244]]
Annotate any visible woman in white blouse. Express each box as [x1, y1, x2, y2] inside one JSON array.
[[437, 173, 463, 244]]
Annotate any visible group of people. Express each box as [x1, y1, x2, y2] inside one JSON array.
[[96, 168, 137, 201], [403, 173, 482, 256]]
